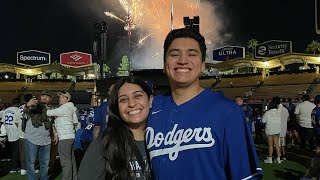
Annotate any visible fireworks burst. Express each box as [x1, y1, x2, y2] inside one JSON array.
[[104, 0, 224, 69], [105, 0, 201, 43]]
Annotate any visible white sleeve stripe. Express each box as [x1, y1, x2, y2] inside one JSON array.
[[241, 169, 263, 180]]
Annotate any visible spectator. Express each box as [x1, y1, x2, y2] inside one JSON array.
[[235, 96, 254, 133], [262, 100, 282, 164], [18, 94, 34, 176], [272, 96, 290, 160], [253, 107, 264, 144], [301, 152, 320, 180], [295, 94, 316, 150], [47, 91, 79, 180], [93, 83, 114, 140], [287, 97, 299, 145], [1, 98, 21, 173], [311, 95, 320, 155], [24, 91, 53, 180], [79, 76, 153, 180], [146, 28, 262, 179]]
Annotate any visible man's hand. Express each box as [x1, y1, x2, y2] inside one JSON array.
[[27, 98, 38, 108]]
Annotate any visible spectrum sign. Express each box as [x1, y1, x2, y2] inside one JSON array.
[[60, 51, 92, 68], [17, 50, 51, 66]]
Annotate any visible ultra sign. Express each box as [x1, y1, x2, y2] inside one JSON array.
[[17, 50, 51, 66], [212, 46, 245, 61]]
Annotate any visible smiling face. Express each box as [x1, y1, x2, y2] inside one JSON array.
[[59, 95, 69, 105], [117, 82, 153, 129], [164, 37, 205, 88], [40, 94, 52, 105]]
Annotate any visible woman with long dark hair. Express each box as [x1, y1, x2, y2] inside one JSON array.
[[79, 76, 153, 180]]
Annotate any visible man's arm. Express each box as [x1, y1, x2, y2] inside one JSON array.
[[225, 106, 263, 179], [52, 125, 58, 145]]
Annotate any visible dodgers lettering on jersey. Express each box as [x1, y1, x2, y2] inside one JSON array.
[[146, 89, 262, 180], [146, 123, 215, 161]]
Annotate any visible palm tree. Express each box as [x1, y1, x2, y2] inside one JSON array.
[[247, 39, 258, 58], [305, 40, 320, 54]]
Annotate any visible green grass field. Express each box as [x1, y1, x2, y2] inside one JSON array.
[[0, 144, 313, 180]]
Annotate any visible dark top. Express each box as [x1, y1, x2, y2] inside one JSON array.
[[78, 138, 151, 180]]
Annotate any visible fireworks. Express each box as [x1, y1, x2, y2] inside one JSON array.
[[104, 0, 201, 43], [104, 0, 223, 69]]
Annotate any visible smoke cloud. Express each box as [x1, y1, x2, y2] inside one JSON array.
[[81, 0, 230, 70]]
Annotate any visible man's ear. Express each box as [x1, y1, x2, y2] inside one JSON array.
[[149, 95, 154, 108], [201, 61, 205, 71]]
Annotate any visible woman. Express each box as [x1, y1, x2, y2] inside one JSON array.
[[47, 91, 79, 180], [262, 100, 282, 164], [79, 76, 153, 180]]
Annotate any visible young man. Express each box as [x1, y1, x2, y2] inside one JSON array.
[[24, 91, 53, 180], [47, 91, 78, 180], [295, 94, 316, 149], [146, 28, 262, 179]]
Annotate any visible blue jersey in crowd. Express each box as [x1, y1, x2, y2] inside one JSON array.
[[146, 89, 262, 180], [311, 106, 320, 135], [93, 102, 108, 133]]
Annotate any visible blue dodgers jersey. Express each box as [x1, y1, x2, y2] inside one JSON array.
[[93, 102, 108, 132], [311, 106, 320, 135], [146, 89, 262, 180]]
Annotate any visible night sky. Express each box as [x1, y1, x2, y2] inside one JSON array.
[[0, 0, 319, 70]]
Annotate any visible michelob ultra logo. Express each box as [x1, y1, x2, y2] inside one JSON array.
[[17, 50, 51, 66]]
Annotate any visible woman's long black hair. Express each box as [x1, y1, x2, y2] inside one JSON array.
[[101, 76, 153, 180]]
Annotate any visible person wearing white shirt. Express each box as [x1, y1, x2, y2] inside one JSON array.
[[47, 91, 78, 180], [262, 100, 282, 164], [1, 98, 21, 172], [295, 94, 316, 149]]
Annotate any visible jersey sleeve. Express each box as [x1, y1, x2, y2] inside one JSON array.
[[224, 106, 263, 180]]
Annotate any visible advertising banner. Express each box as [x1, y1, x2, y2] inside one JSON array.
[[255, 40, 292, 58], [212, 46, 245, 61], [17, 50, 51, 66], [60, 51, 92, 68]]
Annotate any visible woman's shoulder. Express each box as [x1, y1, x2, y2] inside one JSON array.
[[78, 139, 106, 180]]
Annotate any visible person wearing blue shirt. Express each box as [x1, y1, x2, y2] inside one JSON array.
[[311, 95, 320, 155], [146, 28, 262, 180], [93, 84, 114, 140], [235, 96, 254, 133]]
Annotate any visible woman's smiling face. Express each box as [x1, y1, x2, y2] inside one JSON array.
[[117, 82, 153, 128]]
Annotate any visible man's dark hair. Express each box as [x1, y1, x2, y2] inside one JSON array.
[[272, 96, 281, 105], [11, 98, 20, 106], [314, 95, 320, 105], [163, 28, 207, 62], [303, 94, 310, 101], [268, 101, 278, 110]]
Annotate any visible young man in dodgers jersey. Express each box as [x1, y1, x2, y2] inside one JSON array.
[[146, 28, 263, 180]]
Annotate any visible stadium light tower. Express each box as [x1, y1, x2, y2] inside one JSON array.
[[316, 0, 320, 34], [183, 16, 200, 33], [94, 21, 108, 79]]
